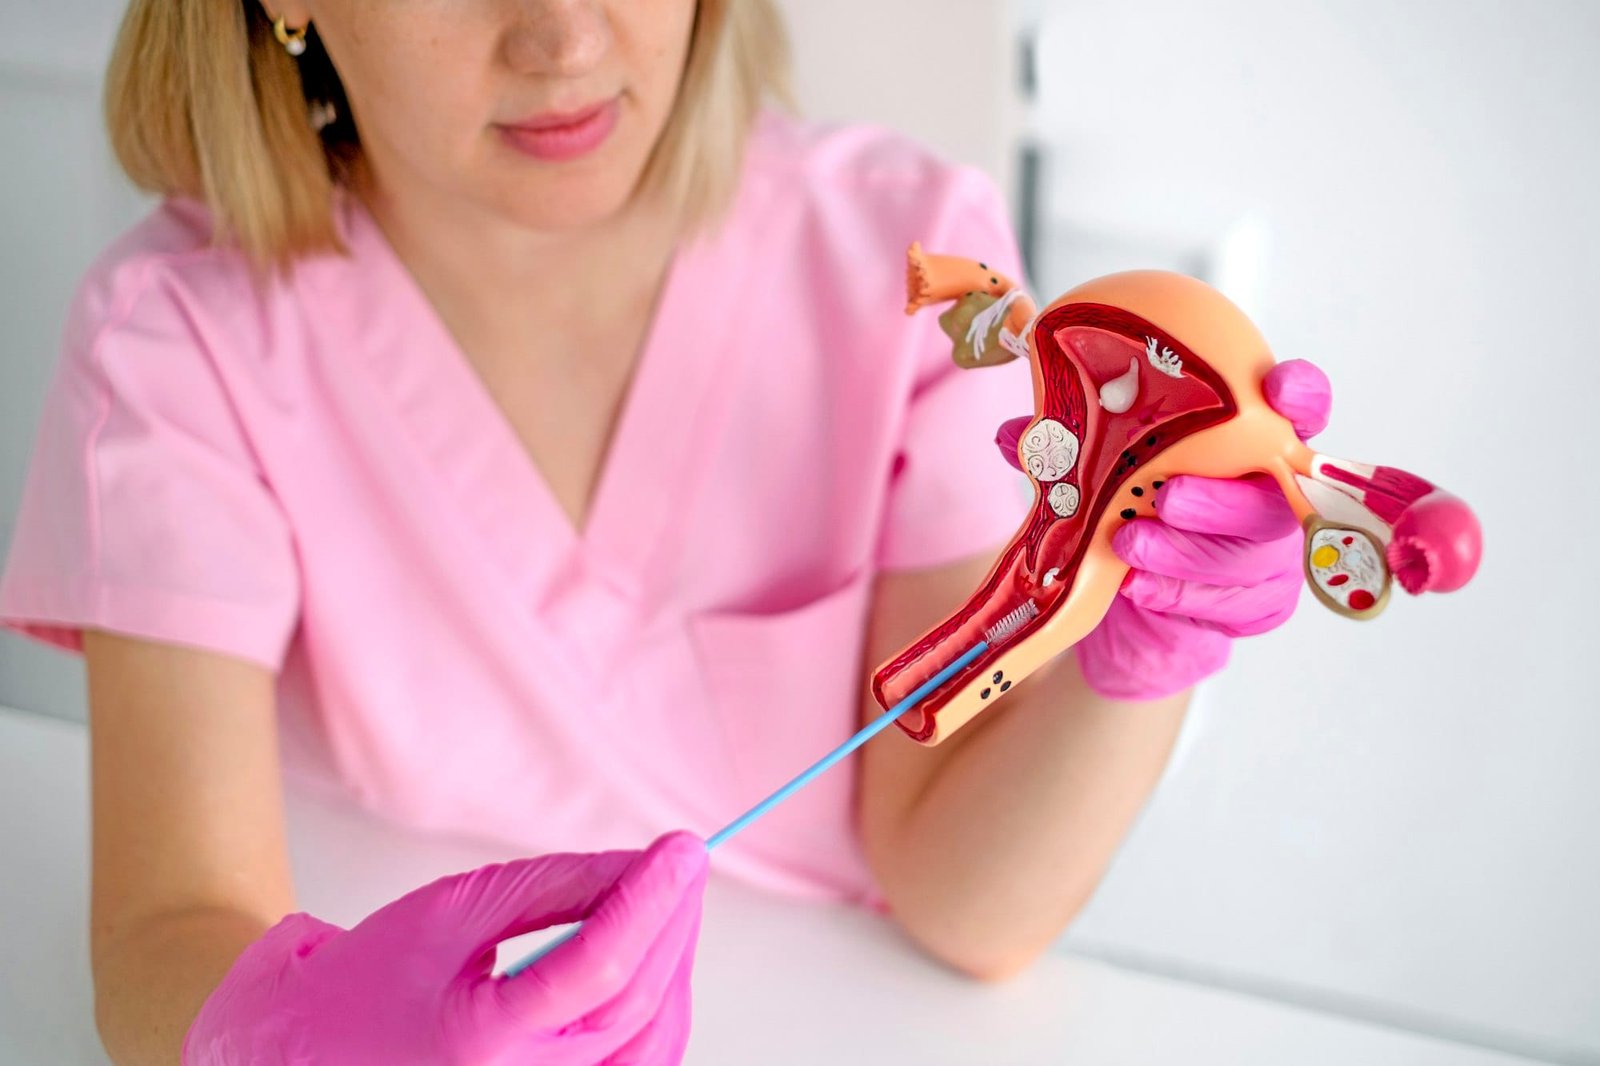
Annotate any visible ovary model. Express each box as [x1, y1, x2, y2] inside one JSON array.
[[872, 245, 1483, 745]]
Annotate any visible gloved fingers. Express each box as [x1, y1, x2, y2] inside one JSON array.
[[1113, 519, 1299, 589], [571, 862, 703, 1033], [494, 831, 707, 1030], [1262, 359, 1333, 441], [995, 414, 1032, 472], [1075, 596, 1232, 701], [1155, 474, 1300, 541], [584, 893, 702, 1064], [597, 947, 697, 1066], [1121, 569, 1303, 637], [479, 885, 702, 1064], [431, 848, 644, 949], [343, 848, 642, 986]]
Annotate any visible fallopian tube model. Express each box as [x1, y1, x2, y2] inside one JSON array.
[[871, 244, 1484, 744]]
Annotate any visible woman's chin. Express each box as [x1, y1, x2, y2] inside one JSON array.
[[489, 178, 640, 233]]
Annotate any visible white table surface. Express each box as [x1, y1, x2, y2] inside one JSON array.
[[0, 704, 1553, 1065]]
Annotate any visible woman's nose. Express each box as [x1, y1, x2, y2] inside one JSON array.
[[502, 0, 611, 76]]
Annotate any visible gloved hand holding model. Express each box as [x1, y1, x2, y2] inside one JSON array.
[[183, 831, 708, 1066], [1071, 359, 1333, 699]]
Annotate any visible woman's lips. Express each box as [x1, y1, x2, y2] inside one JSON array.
[[497, 98, 619, 162]]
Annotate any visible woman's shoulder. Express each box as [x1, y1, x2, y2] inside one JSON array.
[[73, 197, 254, 325], [64, 192, 366, 379], [745, 108, 1006, 220], [748, 108, 984, 192], [740, 109, 1012, 255], [65, 195, 270, 352]]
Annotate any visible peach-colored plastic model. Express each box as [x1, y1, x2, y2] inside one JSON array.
[[907, 242, 1037, 368], [873, 250, 1483, 745]]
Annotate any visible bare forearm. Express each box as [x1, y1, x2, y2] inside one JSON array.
[[870, 652, 1188, 980], [94, 905, 269, 1065]]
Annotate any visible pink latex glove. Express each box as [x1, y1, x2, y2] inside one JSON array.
[[996, 359, 1333, 701], [183, 830, 709, 1066]]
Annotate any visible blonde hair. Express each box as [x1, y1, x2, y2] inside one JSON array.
[[105, 1, 792, 270]]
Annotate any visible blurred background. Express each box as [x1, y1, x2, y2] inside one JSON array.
[[3, 1, 1597, 1062]]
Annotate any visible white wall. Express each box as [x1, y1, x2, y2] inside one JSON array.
[[1017, 2, 1599, 1062], [772, 0, 1018, 190]]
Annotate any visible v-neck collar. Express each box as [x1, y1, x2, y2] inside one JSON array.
[[338, 191, 749, 616]]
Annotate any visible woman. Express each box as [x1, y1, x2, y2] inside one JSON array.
[[0, 0, 1329, 1062]]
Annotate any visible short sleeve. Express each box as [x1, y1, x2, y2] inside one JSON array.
[[873, 169, 1037, 572], [0, 264, 301, 670]]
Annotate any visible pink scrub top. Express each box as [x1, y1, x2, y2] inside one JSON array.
[[0, 110, 1033, 906]]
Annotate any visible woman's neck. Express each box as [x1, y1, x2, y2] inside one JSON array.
[[351, 159, 679, 362]]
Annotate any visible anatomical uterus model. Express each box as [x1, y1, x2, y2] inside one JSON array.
[[873, 246, 1483, 744]]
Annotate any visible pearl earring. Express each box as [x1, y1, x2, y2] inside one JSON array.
[[308, 100, 338, 132], [273, 16, 308, 57]]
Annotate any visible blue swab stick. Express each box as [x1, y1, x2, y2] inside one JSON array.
[[502, 641, 988, 978]]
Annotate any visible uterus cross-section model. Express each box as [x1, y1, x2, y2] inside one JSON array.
[[871, 245, 1484, 745]]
